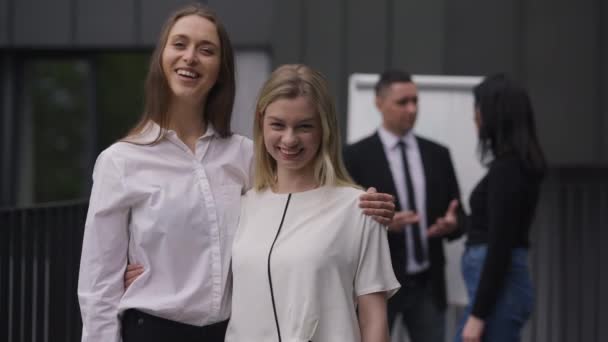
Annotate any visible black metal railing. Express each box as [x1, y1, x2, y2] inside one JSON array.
[[1, 200, 88, 342], [527, 167, 608, 342]]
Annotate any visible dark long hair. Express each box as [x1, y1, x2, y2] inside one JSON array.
[[474, 74, 546, 176], [126, 3, 235, 142]]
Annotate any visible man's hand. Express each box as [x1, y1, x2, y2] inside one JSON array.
[[359, 187, 396, 226], [427, 199, 459, 238], [386, 210, 419, 233], [124, 264, 144, 289]]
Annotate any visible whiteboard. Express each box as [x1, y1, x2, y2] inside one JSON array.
[[347, 73, 486, 306]]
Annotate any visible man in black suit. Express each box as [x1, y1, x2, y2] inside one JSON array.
[[343, 70, 464, 342]]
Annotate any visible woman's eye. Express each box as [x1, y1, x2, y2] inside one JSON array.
[[298, 124, 314, 130], [200, 47, 215, 55], [173, 42, 185, 48]]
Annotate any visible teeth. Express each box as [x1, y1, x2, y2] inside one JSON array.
[[280, 148, 300, 155], [176, 69, 198, 78]]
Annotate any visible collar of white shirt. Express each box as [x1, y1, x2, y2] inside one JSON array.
[[123, 120, 217, 145], [377, 126, 416, 151]]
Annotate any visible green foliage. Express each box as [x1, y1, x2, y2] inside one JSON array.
[[26, 53, 150, 203], [30, 60, 89, 202], [97, 53, 149, 151]]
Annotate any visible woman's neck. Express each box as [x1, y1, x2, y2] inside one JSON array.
[[167, 99, 206, 151], [274, 167, 319, 194]]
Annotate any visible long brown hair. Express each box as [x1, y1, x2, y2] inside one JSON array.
[[253, 64, 356, 190], [127, 3, 235, 143]]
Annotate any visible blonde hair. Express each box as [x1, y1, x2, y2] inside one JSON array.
[[253, 64, 356, 190]]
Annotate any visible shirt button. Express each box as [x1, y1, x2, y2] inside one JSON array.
[[137, 318, 144, 326]]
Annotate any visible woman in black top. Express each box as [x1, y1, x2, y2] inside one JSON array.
[[456, 74, 546, 342]]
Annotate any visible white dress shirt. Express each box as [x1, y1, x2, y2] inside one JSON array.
[[377, 126, 430, 274], [78, 122, 253, 342]]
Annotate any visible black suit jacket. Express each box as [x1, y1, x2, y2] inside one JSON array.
[[343, 132, 464, 310]]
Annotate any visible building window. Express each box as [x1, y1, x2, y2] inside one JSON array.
[[10, 50, 269, 205]]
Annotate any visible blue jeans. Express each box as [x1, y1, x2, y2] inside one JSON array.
[[454, 245, 534, 342]]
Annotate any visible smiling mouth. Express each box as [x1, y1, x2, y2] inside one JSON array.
[[175, 68, 201, 79], [278, 147, 303, 159]]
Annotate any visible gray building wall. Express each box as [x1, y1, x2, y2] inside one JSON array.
[[270, 0, 608, 165], [0, 0, 9, 45], [76, 0, 138, 46], [0, 0, 605, 164]]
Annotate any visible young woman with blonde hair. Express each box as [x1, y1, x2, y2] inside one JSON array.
[[225, 64, 400, 342], [77, 5, 394, 342]]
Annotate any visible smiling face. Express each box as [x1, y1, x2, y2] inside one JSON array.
[[161, 15, 221, 103], [262, 96, 322, 180]]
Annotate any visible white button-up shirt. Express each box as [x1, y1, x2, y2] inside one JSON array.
[[78, 122, 253, 342], [377, 126, 430, 274]]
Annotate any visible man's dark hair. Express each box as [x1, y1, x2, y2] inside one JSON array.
[[374, 70, 413, 96]]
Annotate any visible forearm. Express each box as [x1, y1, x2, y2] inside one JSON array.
[[358, 293, 389, 342], [360, 319, 389, 342], [471, 238, 512, 318], [473, 159, 524, 318]]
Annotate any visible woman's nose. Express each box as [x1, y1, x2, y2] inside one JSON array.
[[182, 47, 197, 65], [282, 130, 299, 146]]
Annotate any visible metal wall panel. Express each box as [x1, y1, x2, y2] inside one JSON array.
[[523, 0, 599, 164], [345, 0, 387, 73], [0, 57, 7, 206], [602, 1, 608, 163], [563, 183, 582, 341], [270, 0, 305, 64], [209, 0, 273, 47], [527, 170, 608, 342], [599, 185, 608, 341], [14, 0, 71, 46], [580, 185, 600, 342], [140, 0, 195, 46], [444, 0, 521, 77], [302, 0, 346, 123], [76, 0, 137, 46], [391, 0, 445, 74], [0, 0, 9, 45]]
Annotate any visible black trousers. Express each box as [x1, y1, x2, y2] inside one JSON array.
[[388, 271, 445, 342], [121, 309, 228, 342]]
